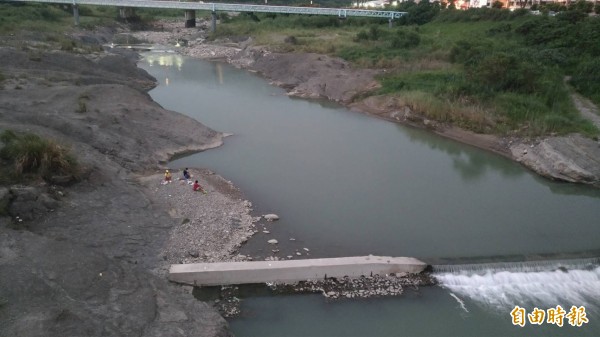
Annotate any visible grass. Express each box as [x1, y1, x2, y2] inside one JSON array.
[[212, 9, 599, 137], [0, 3, 113, 53], [386, 90, 493, 132], [0, 130, 78, 184], [0, 3, 71, 33]]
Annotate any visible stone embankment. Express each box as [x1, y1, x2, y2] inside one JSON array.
[[131, 19, 600, 188]]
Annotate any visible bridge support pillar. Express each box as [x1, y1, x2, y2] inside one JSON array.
[[185, 10, 196, 28], [119, 7, 136, 20], [388, 19, 393, 28], [211, 11, 217, 33], [72, 4, 79, 26]]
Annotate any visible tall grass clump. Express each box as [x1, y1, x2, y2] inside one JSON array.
[[0, 130, 78, 182]]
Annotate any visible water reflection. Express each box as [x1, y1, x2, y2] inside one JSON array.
[[143, 54, 228, 86], [141, 53, 600, 260], [144, 53, 184, 71], [400, 125, 523, 182], [543, 179, 600, 199], [215, 63, 223, 85]]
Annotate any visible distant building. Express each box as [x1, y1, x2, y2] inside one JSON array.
[[354, 0, 594, 9], [353, 0, 388, 7]]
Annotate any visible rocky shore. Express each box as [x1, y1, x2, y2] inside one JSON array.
[[131, 19, 600, 188], [0, 33, 234, 336], [269, 272, 436, 300], [139, 169, 257, 267]]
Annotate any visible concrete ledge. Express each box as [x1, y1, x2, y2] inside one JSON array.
[[169, 255, 427, 286]]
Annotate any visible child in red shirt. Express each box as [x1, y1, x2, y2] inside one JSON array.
[[193, 180, 206, 194]]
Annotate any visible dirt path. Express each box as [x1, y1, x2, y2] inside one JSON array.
[[572, 92, 600, 130]]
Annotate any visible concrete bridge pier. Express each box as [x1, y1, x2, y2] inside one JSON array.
[[211, 11, 217, 32], [388, 18, 393, 28], [72, 4, 79, 26], [119, 7, 136, 20], [185, 10, 196, 28]]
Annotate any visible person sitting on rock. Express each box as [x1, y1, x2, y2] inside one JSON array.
[[193, 180, 206, 194], [182, 168, 191, 181], [164, 169, 172, 182]]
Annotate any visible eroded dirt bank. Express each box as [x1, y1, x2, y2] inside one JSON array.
[[132, 19, 600, 188], [0, 38, 239, 336]]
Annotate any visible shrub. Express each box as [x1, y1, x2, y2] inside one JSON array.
[[354, 25, 384, 41], [467, 52, 542, 93], [0, 130, 78, 181], [390, 30, 420, 48], [396, 0, 440, 25], [284, 35, 298, 45], [571, 58, 600, 105], [449, 40, 489, 65], [486, 23, 511, 36]]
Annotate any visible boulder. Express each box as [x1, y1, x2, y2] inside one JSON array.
[[510, 135, 600, 186], [263, 213, 279, 221]]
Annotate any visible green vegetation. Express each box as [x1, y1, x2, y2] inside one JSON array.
[[0, 130, 78, 184], [215, 2, 599, 136], [0, 3, 112, 53], [1, 2, 597, 136], [571, 58, 600, 105]]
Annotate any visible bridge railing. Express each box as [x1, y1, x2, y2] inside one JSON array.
[[4, 0, 406, 19]]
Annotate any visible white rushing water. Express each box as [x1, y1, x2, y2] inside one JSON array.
[[435, 258, 600, 313]]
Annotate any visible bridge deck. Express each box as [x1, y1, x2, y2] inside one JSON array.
[[169, 255, 427, 286], [5, 0, 406, 19]]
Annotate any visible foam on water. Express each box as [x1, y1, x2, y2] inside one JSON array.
[[434, 258, 600, 312]]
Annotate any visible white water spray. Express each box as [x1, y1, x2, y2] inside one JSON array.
[[434, 258, 600, 312], [449, 292, 469, 313]]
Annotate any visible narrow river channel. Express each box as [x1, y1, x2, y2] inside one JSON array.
[[139, 53, 600, 337]]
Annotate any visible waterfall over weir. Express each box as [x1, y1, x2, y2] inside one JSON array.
[[433, 258, 600, 313]]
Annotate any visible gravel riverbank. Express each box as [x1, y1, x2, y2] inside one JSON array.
[[139, 169, 257, 266]]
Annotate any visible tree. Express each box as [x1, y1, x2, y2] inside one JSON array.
[[492, 1, 504, 9]]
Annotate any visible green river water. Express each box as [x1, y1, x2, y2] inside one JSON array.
[[139, 53, 600, 337]]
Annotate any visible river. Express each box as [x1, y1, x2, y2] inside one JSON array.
[[139, 53, 600, 336]]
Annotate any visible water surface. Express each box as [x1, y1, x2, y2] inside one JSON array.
[[139, 53, 600, 337]]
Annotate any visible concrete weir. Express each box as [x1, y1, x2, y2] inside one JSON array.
[[169, 256, 428, 286]]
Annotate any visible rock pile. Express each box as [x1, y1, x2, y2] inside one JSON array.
[[269, 273, 436, 300]]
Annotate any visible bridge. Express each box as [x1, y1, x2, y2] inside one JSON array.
[[4, 0, 407, 30]]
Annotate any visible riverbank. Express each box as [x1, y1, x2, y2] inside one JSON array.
[[131, 19, 600, 188], [139, 169, 257, 266], [0, 32, 235, 336]]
